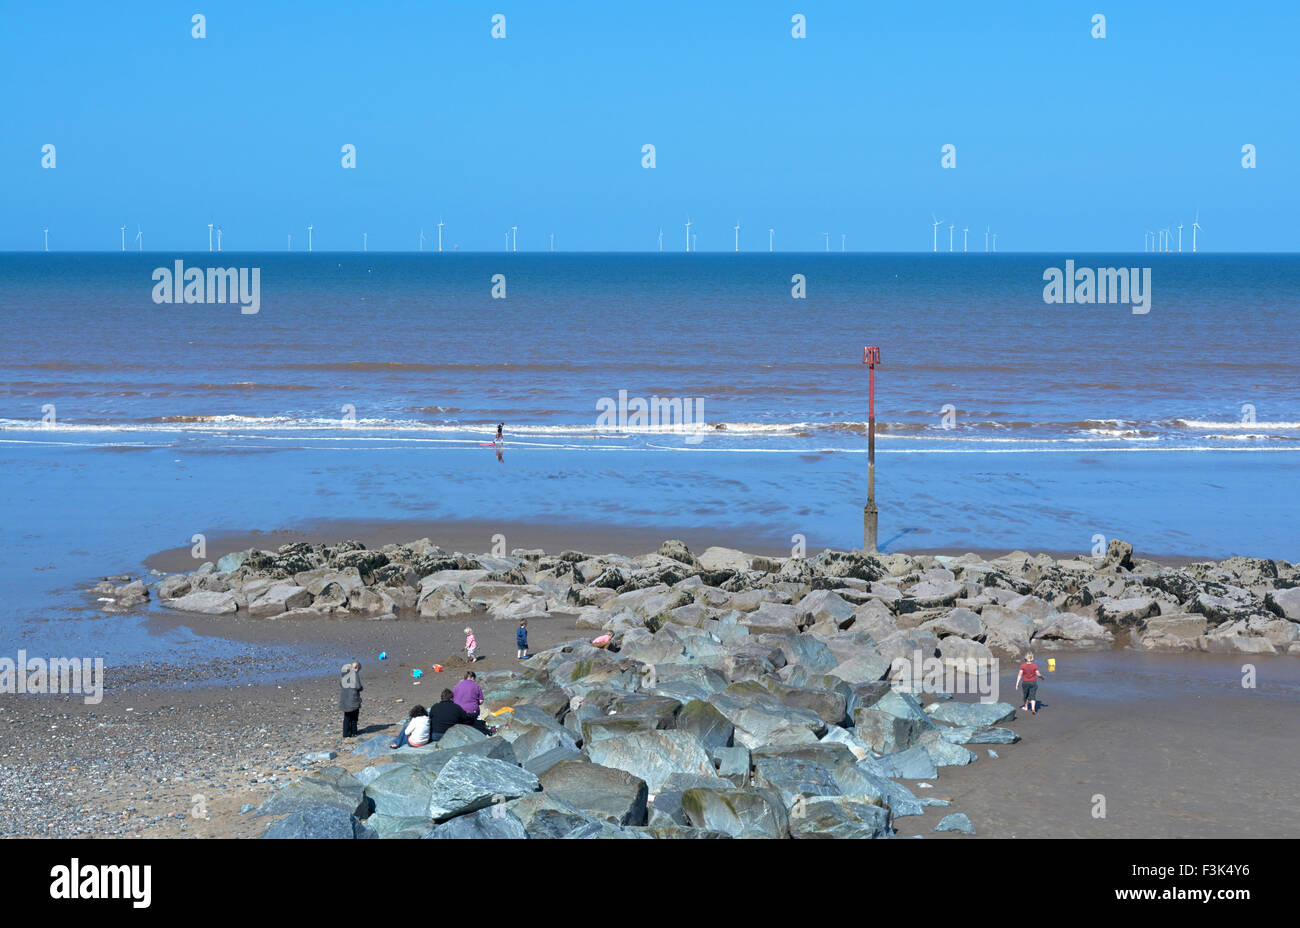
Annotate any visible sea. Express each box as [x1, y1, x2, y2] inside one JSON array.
[[1, 252, 1296, 663]]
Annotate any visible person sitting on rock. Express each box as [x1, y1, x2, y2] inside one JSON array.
[[390, 705, 431, 749], [453, 671, 485, 717], [1016, 652, 1043, 715], [427, 689, 493, 741]]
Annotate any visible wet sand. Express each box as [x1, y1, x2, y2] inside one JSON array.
[[898, 650, 1300, 838]]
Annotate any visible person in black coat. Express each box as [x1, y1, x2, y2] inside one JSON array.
[[426, 689, 492, 741], [339, 661, 363, 738]]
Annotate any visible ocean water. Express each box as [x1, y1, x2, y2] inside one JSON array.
[[1, 253, 1297, 662]]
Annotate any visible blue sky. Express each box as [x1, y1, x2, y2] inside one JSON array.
[[2, 1, 1296, 252]]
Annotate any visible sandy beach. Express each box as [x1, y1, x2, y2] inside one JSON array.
[[3, 521, 1296, 839]]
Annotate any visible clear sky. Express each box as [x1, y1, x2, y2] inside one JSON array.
[[2, 1, 1296, 252]]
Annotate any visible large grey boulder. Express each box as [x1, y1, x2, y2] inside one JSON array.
[[426, 806, 530, 839], [706, 690, 826, 749], [427, 754, 541, 822], [752, 755, 842, 807], [363, 765, 439, 819], [1265, 587, 1300, 621], [649, 773, 736, 826], [504, 792, 596, 838], [924, 701, 1016, 727], [585, 730, 715, 793], [938, 725, 1020, 745], [256, 766, 369, 819], [789, 796, 891, 839], [262, 806, 377, 839], [680, 787, 790, 838], [934, 812, 976, 835], [538, 760, 649, 826], [248, 583, 312, 618], [672, 700, 736, 757], [875, 745, 938, 780], [161, 590, 238, 614]]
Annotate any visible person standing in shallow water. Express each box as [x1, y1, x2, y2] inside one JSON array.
[[1015, 652, 1042, 715], [339, 661, 363, 738]]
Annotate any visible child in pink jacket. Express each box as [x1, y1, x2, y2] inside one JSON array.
[[464, 627, 478, 663]]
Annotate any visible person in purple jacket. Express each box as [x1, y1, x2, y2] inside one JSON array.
[[452, 671, 485, 717]]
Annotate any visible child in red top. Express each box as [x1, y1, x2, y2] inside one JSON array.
[[1015, 652, 1042, 714], [464, 627, 478, 663]]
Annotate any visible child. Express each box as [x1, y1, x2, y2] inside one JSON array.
[[1015, 651, 1043, 715], [390, 705, 431, 749], [339, 660, 363, 738], [516, 619, 529, 660], [464, 627, 478, 663]]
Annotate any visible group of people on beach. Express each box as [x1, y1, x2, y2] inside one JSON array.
[[336, 617, 532, 744]]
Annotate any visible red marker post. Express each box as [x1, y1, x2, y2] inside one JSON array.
[[862, 346, 881, 552]]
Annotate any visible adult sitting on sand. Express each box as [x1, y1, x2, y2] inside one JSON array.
[[1016, 652, 1043, 715], [427, 689, 493, 742], [390, 705, 431, 749], [453, 671, 485, 717]]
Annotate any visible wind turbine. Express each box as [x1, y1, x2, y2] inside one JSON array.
[[208, 223, 213, 252], [841, 233, 846, 253], [684, 217, 691, 252], [437, 218, 444, 253], [733, 221, 740, 252], [984, 226, 989, 253], [362, 232, 367, 252], [768, 228, 774, 252], [511, 225, 517, 253], [1162, 227, 1171, 253], [549, 232, 554, 252], [504, 231, 510, 252], [216, 226, 222, 252], [931, 216, 942, 253], [1177, 222, 1184, 253], [43, 229, 49, 252], [962, 226, 969, 253], [287, 234, 292, 251], [1144, 230, 1152, 252], [692, 233, 697, 252], [658, 229, 663, 252], [308, 225, 313, 252], [823, 232, 830, 252], [948, 224, 954, 253], [135, 225, 142, 252], [418, 228, 424, 252], [1192, 211, 1201, 253], [120, 225, 126, 252]]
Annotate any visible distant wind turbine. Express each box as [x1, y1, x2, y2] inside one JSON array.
[[768, 228, 774, 252], [1192, 211, 1202, 253], [43, 229, 49, 252], [658, 229, 663, 253], [948, 224, 954, 253], [1177, 222, 1184, 253], [1144, 230, 1152, 252], [135, 226, 142, 252], [362, 232, 367, 252], [733, 221, 740, 252], [287, 234, 292, 251], [684, 217, 691, 253], [308, 225, 313, 252], [437, 218, 444, 253], [511, 225, 518, 253], [841, 233, 846, 253], [208, 223, 213, 252], [931, 216, 942, 253], [962, 226, 968, 253], [692, 232, 696, 252], [549, 232, 554, 253], [823, 232, 829, 252], [216, 226, 222, 252], [120, 225, 126, 252], [418, 228, 424, 252]]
